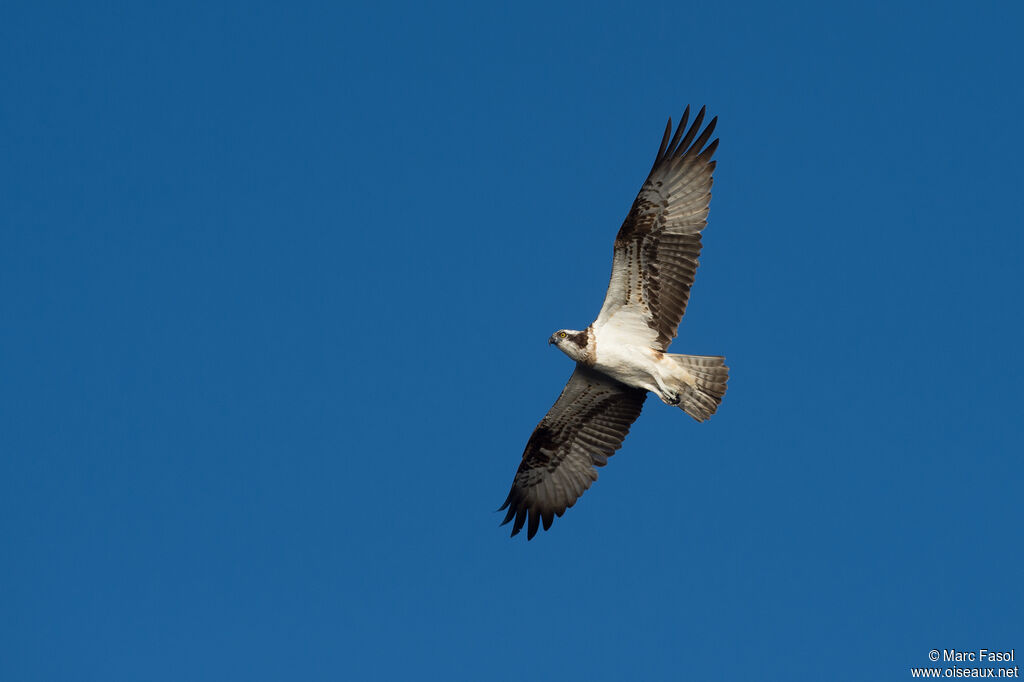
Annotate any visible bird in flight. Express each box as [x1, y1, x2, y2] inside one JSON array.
[[499, 107, 728, 540]]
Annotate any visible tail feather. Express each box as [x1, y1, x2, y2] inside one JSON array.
[[665, 354, 728, 422]]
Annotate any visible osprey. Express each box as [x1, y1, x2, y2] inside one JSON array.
[[500, 107, 728, 539]]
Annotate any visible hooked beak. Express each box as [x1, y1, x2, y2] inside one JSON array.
[[547, 335, 555, 345]]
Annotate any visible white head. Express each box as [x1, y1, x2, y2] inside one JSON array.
[[548, 328, 591, 363]]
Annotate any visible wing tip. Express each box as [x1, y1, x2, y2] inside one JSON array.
[[498, 491, 532, 538], [527, 511, 540, 540], [657, 117, 673, 158], [498, 501, 548, 541], [699, 137, 720, 162], [650, 105, 720, 173]]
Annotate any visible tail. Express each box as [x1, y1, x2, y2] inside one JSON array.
[[664, 354, 729, 422]]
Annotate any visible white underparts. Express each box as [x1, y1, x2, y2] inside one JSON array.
[[589, 334, 728, 422], [592, 344, 692, 403]]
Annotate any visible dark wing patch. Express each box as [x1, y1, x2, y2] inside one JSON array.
[[499, 366, 647, 540], [596, 106, 719, 350]]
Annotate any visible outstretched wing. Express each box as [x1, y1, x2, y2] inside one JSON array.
[[499, 366, 647, 540], [593, 107, 719, 351]]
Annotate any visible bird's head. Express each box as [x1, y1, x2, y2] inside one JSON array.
[[548, 329, 589, 362]]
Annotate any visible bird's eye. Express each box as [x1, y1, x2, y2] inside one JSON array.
[[559, 332, 567, 338]]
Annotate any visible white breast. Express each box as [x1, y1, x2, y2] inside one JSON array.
[[591, 334, 661, 394]]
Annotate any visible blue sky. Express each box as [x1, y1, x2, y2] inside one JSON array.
[[2, 2, 1022, 680]]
